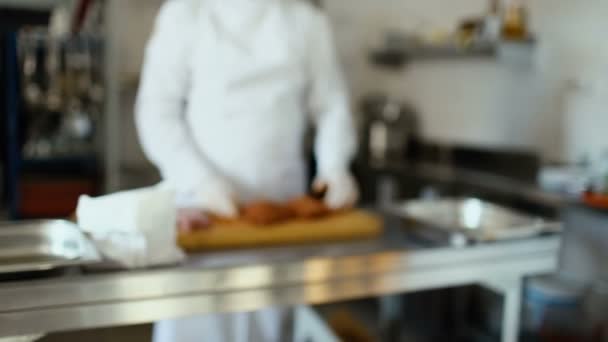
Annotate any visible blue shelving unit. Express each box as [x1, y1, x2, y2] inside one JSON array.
[[1, 6, 50, 219], [2, 31, 20, 218]]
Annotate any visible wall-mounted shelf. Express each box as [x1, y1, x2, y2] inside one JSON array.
[[370, 38, 535, 69]]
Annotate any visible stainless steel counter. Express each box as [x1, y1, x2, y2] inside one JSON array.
[[0, 218, 561, 342]]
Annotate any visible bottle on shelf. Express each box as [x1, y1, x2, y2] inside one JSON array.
[[501, 0, 529, 41], [483, 0, 502, 42]]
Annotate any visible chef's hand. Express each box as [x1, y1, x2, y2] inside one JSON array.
[[195, 178, 239, 218], [177, 208, 210, 233], [313, 171, 360, 210]]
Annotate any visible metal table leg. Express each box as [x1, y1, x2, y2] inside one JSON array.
[[379, 294, 403, 341], [501, 280, 523, 342], [483, 277, 523, 342]]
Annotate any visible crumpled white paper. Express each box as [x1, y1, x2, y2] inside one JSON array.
[[77, 186, 185, 269]]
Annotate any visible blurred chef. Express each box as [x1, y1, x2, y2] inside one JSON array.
[[135, 0, 357, 340]]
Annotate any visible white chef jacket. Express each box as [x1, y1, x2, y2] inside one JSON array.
[[135, 0, 356, 206]]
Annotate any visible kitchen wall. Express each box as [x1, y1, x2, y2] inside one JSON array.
[[110, 0, 164, 188], [112, 0, 608, 184], [324, 0, 608, 163], [533, 0, 608, 164]]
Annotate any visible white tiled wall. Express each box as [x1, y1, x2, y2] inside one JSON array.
[[113, 0, 608, 167]]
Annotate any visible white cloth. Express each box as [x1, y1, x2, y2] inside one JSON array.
[[154, 306, 341, 342], [135, 0, 357, 208], [153, 309, 285, 342], [76, 187, 185, 269]]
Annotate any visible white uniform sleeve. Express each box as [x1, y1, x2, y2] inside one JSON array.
[[307, 12, 357, 177], [135, 1, 221, 192]]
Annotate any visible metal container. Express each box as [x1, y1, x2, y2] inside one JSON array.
[[0, 220, 100, 274], [391, 198, 560, 246], [360, 94, 418, 167]]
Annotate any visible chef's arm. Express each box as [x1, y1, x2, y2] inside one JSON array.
[[308, 12, 357, 177], [135, 2, 222, 193]]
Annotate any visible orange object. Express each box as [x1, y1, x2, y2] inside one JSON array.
[[287, 196, 330, 219], [583, 192, 608, 210], [328, 310, 377, 342], [178, 210, 383, 252], [502, 0, 528, 40], [241, 201, 295, 225], [237, 195, 332, 225]]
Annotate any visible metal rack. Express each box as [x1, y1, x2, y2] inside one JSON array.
[[370, 35, 535, 69], [1, 1, 106, 218], [1, 6, 51, 218]]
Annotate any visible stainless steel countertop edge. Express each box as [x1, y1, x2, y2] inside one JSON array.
[[0, 236, 560, 313], [0, 244, 559, 337]]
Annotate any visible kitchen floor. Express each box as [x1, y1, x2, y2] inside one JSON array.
[[40, 325, 152, 342]]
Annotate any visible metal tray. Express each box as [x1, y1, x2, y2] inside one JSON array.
[[391, 198, 561, 246], [0, 220, 101, 274]]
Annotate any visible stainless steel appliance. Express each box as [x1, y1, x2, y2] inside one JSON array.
[[360, 94, 418, 167]]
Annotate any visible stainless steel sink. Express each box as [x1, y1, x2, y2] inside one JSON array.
[[390, 198, 561, 246], [0, 220, 100, 274]]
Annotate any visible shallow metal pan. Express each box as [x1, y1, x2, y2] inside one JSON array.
[[0, 220, 101, 274], [390, 198, 561, 246]]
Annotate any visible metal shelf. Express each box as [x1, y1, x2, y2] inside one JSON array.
[[370, 39, 535, 69]]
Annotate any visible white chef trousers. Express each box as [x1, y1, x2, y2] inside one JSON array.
[[153, 307, 287, 342]]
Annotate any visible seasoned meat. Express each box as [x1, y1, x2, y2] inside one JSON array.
[[287, 196, 330, 219], [242, 201, 294, 225]]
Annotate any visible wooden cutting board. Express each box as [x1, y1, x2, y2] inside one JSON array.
[[178, 210, 383, 252]]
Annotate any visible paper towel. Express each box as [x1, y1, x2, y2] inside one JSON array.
[[77, 186, 185, 269]]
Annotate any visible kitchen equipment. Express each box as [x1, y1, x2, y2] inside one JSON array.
[[0, 219, 100, 274], [19, 31, 103, 160], [360, 94, 418, 167], [582, 192, 608, 210], [390, 198, 560, 246], [178, 210, 383, 252], [538, 166, 589, 197]]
